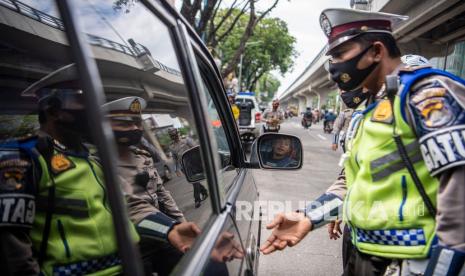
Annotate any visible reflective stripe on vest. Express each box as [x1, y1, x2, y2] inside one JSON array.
[[355, 228, 427, 246], [52, 253, 121, 275]]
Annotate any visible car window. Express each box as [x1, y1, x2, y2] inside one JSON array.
[[245, 99, 256, 109], [0, 0, 67, 141], [0, 1, 143, 275], [75, 0, 219, 271], [197, 59, 239, 196]]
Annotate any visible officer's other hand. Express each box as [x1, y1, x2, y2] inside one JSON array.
[[331, 143, 338, 151], [327, 219, 342, 240], [176, 171, 182, 177], [260, 212, 312, 255], [168, 222, 201, 253]]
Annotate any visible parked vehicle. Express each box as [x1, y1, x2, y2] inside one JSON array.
[[0, 0, 302, 275], [235, 92, 262, 151]]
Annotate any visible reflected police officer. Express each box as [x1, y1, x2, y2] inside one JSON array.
[[0, 64, 139, 275], [168, 128, 208, 208], [103, 97, 201, 275]]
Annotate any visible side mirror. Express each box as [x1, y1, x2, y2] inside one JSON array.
[[181, 146, 205, 182], [251, 133, 303, 170]]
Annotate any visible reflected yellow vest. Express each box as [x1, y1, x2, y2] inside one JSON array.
[[30, 150, 139, 275], [344, 97, 438, 259]]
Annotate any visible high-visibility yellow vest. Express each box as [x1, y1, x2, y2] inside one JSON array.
[[231, 104, 240, 120], [30, 148, 139, 275], [344, 96, 438, 259]]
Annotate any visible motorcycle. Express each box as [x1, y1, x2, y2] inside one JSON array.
[[324, 120, 334, 134], [301, 117, 312, 129], [263, 118, 281, 133]]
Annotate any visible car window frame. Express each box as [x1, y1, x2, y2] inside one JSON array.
[[59, 0, 231, 273], [191, 43, 246, 167], [55, 0, 145, 274], [139, 1, 255, 275]]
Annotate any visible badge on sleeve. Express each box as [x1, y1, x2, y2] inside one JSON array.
[[0, 158, 29, 191], [371, 99, 393, 124], [51, 154, 75, 174], [412, 88, 453, 128]]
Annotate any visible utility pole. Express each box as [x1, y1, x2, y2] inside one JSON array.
[[238, 41, 262, 93]]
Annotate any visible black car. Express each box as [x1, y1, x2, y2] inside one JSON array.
[[0, 0, 302, 275]]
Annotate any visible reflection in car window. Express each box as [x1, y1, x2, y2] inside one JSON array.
[[0, 1, 139, 275], [197, 69, 239, 196], [76, 1, 216, 274]]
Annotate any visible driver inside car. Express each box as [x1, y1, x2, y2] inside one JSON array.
[[262, 136, 298, 168]]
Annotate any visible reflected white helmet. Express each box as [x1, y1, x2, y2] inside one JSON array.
[[401, 54, 430, 67]]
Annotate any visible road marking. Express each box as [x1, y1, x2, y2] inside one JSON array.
[[317, 134, 327, 141]]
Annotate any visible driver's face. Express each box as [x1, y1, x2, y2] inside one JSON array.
[[272, 138, 292, 157]]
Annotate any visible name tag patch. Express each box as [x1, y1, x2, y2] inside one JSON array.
[[0, 194, 35, 227], [419, 125, 465, 176]]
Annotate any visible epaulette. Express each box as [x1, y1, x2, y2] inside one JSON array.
[[399, 65, 432, 73], [130, 146, 151, 157]]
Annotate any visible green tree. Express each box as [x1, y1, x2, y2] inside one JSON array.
[[258, 73, 280, 102], [217, 10, 296, 91]]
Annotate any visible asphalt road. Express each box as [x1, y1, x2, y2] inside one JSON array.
[[254, 117, 344, 276]]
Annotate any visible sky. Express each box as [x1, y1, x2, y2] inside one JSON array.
[[256, 0, 350, 97]]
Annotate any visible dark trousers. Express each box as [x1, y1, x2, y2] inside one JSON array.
[[193, 182, 207, 202], [342, 225, 391, 276]]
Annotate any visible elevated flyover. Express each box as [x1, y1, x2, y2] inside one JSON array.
[[0, 0, 188, 115]]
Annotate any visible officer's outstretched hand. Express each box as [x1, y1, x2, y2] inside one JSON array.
[[260, 212, 312, 255], [168, 222, 201, 253]]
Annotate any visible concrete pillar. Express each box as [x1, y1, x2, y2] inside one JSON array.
[[295, 94, 306, 114], [304, 93, 313, 108]]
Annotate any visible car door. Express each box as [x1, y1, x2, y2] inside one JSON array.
[[56, 0, 232, 274], [184, 28, 261, 276]]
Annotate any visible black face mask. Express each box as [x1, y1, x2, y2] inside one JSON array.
[[114, 129, 143, 146], [57, 109, 90, 137], [328, 45, 378, 91], [340, 88, 369, 109]]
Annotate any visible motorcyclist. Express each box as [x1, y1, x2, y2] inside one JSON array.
[[302, 107, 313, 128], [262, 100, 284, 133], [323, 109, 337, 133]]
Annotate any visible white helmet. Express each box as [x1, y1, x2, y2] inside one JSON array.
[[401, 54, 431, 67]]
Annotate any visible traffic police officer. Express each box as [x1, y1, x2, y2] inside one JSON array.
[[261, 8, 465, 276], [0, 64, 139, 275], [103, 97, 201, 275], [332, 107, 354, 152], [262, 100, 284, 133]]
